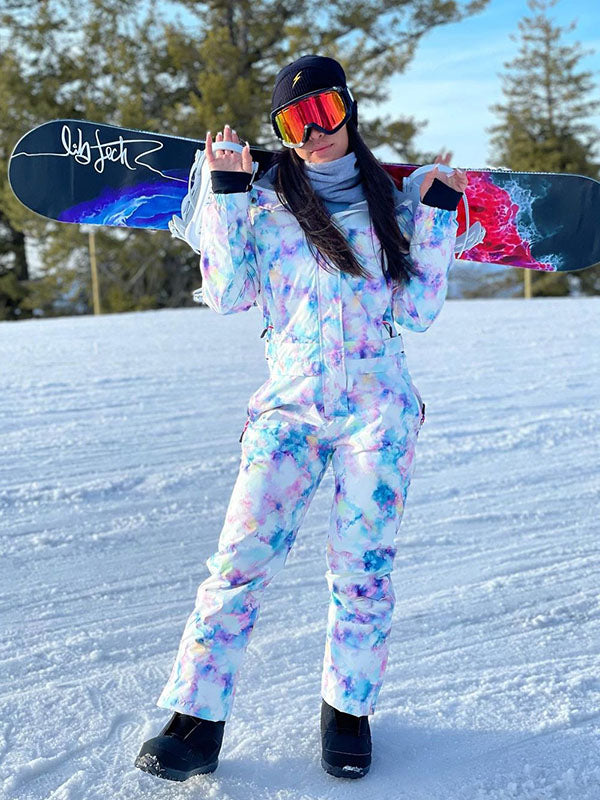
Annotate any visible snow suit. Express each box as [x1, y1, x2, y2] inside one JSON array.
[[157, 176, 458, 721]]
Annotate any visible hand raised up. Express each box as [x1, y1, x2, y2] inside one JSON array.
[[205, 124, 253, 174], [419, 151, 468, 200]]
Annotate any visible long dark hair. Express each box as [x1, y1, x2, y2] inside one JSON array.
[[272, 120, 418, 286]]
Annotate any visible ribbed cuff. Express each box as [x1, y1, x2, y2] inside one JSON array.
[[422, 178, 462, 211], [211, 170, 252, 194]]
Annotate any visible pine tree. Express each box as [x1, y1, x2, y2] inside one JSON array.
[[0, 1, 205, 318], [489, 0, 600, 296]]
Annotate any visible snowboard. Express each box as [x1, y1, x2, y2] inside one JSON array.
[[8, 118, 600, 272]]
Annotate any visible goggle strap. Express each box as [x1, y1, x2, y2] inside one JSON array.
[[272, 86, 350, 115]]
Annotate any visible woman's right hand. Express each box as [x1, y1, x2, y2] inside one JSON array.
[[205, 124, 253, 174]]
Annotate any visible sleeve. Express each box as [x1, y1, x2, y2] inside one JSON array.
[[197, 188, 260, 315], [391, 199, 458, 333]]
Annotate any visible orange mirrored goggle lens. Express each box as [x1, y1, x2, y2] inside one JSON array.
[[274, 90, 348, 145]]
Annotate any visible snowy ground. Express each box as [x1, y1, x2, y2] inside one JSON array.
[[1, 296, 599, 800]]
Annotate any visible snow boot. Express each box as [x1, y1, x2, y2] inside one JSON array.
[[134, 711, 225, 781], [320, 698, 371, 779]]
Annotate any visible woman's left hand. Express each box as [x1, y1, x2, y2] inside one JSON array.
[[419, 151, 468, 200]]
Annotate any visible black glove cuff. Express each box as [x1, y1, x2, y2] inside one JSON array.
[[211, 170, 252, 194], [422, 177, 463, 211]]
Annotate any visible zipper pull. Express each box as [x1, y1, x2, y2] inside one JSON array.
[[239, 418, 250, 442]]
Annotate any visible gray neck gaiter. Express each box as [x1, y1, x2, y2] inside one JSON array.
[[303, 151, 365, 209]]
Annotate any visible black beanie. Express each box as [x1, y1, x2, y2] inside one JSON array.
[[271, 54, 358, 125]]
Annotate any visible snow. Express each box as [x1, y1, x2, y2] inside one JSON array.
[[1, 296, 599, 799]]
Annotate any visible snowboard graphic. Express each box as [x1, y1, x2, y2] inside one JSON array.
[[8, 119, 600, 272]]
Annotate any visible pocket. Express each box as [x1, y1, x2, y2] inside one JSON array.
[[246, 377, 275, 421], [410, 381, 426, 427]]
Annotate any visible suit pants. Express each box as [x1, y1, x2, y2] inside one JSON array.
[[157, 371, 423, 721]]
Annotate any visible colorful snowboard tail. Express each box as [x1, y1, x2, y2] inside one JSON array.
[[9, 119, 600, 272]]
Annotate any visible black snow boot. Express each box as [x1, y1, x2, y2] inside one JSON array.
[[320, 698, 371, 779], [134, 711, 225, 781]]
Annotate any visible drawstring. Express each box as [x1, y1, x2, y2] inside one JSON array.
[[239, 418, 250, 442], [263, 321, 396, 340]]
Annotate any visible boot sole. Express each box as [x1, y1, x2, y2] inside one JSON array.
[[321, 757, 370, 779], [135, 752, 218, 781]]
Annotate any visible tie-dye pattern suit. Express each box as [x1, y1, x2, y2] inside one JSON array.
[[157, 180, 458, 721]]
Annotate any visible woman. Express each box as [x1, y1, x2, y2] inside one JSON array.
[[135, 54, 467, 783]]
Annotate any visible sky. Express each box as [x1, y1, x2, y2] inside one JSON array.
[[371, 0, 600, 168]]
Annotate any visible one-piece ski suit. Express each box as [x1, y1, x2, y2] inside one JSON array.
[[157, 172, 458, 721]]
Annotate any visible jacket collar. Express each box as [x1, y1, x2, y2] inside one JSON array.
[[253, 183, 371, 225]]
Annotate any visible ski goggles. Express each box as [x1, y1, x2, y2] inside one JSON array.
[[270, 86, 355, 148]]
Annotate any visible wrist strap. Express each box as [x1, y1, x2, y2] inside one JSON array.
[[422, 178, 462, 211], [211, 170, 253, 194]]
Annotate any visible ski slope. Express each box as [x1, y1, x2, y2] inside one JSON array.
[[1, 296, 599, 800]]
